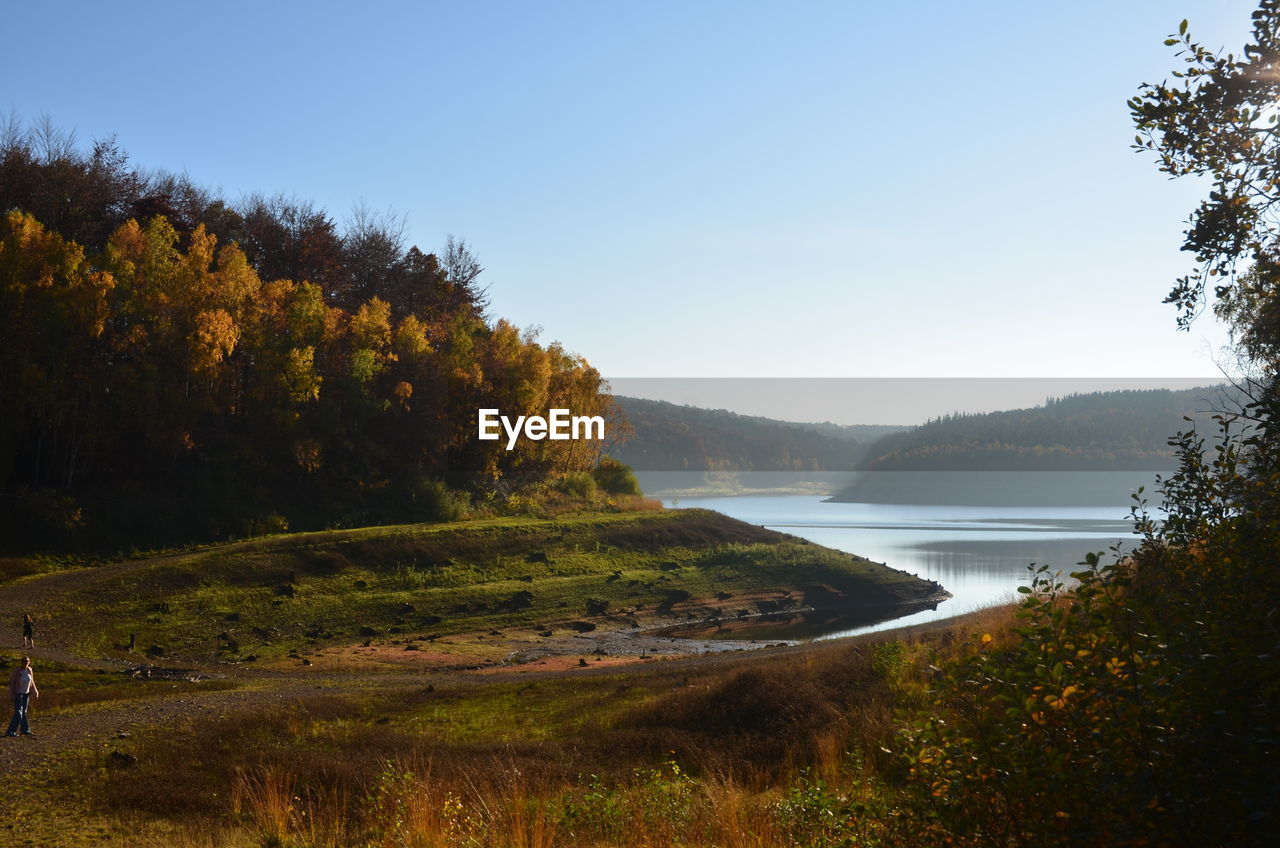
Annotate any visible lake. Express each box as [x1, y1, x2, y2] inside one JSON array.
[[662, 493, 1142, 639]]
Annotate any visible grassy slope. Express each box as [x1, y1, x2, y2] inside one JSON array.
[[39, 509, 935, 665]]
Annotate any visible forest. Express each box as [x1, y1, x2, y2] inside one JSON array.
[[608, 396, 902, 471], [0, 121, 627, 548], [856, 386, 1232, 471]]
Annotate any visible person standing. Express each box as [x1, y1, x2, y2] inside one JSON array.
[[21, 613, 33, 648], [5, 657, 38, 737]]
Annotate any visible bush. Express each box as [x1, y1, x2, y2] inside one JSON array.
[[411, 478, 468, 522], [559, 470, 598, 499], [894, 417, 1280, 847], [239, 512, 290, 537], [593, 458, 642, 496]]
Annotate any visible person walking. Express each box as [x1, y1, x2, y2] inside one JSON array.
[[21, 613, 34, 648], [5, 657, 39, 737]]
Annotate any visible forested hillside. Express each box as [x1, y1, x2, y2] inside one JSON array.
[[856, 386, 1231, 471], [609, 396, 903, 471], [0, 123, 620, 546]]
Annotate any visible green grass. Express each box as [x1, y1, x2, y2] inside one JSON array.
[[390, 672, 673, 745], [41, 510, 929, 664]]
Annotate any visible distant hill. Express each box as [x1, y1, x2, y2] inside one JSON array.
[[608, 397, 906, 471], [853, 386, 1236, 472]]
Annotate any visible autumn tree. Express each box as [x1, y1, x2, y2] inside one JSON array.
[[0, 118, 629, 546]]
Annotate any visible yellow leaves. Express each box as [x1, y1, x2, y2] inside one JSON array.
[[140, 216, 181, 276], [5, 209, 44, 249], [283, 347, 321, 403], [214, 242, 260, 307], [0, 212, 53, 288], [394, 315, 433, 362], [106, 218, 146, 268], [351, 297, 392, 351], [1, 211, 116, 339], [286, 282, 328, 344], [1044, 685, 1081, 710], [2, 211, 84, 288], [183, 224, 217, 279], [192, 309, 240, 372]]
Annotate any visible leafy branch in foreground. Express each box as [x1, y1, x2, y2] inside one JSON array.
[[1130, 2, 1280, 331]]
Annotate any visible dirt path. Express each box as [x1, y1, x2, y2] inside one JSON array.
[[0, 679, 317, 774]]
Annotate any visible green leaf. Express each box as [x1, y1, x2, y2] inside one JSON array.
[[1180, 19, 1188, 35]]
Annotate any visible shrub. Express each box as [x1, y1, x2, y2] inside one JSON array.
[[593, 458, 642, 496], [894, 417, 1280, 847], [411, 478, 468, 522], [559, 470, 598, 500]]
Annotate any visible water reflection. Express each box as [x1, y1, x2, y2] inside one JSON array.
[[663, 494, 1140, 639]]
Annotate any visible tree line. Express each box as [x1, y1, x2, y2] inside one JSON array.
[[608, 397, 903, 471], [857, 386, 1233, 471], [0, 119, 623, 547]]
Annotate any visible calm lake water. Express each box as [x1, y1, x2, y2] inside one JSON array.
[[662, 494, 1141, 639]]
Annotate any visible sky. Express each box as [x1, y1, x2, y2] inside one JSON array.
[[1, 1, 1256, 404]]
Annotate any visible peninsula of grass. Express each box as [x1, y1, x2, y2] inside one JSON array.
[[34, 509, 942, 666]]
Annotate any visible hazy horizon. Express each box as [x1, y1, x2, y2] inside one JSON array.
[[610, 377, 1230, 426]]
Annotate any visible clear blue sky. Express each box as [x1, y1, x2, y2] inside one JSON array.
[[1, 0, 1251, 384]]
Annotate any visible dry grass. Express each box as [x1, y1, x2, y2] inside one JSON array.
[[38, 607, 1026, 847]]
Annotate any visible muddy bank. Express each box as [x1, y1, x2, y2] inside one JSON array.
[[501, 587, 951, 666]]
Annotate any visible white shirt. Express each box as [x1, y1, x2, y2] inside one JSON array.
[[10, 667, 33, 696]]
